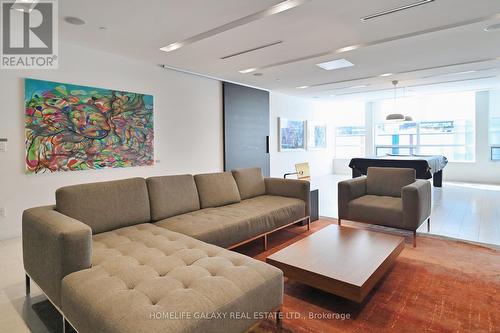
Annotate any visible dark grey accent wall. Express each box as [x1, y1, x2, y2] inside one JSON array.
[[223, 82, 270, 176]]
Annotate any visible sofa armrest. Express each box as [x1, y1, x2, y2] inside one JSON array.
[[338, 177, 367, 219], [265, 178, 310, 217], [22, 205, 92, 307], [402, 180, 432, 230]]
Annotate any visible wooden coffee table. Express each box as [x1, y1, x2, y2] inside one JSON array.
[[266, 225, 404, 302]]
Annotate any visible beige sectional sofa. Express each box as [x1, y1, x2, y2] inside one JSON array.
[[22, 168, 310, 333]]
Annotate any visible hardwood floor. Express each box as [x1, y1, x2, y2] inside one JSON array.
[[311, 175, 500, 246]]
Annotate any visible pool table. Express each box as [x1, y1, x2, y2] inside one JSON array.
[[349, 155, 448, 187]]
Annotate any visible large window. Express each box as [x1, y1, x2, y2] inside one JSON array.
[[489, 90, 500, 161], [374, 92, 475, 162], [332, 101, 366, 158]]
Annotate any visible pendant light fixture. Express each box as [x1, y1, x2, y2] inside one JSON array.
[[386, 80, 405, 121]]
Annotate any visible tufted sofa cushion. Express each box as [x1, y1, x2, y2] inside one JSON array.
[[61, 224, 283, 333], [155, 195, 305, 248]]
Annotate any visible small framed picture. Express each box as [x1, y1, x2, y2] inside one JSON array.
[[307, 121, 327, 150], [279, 118, 306, 151]]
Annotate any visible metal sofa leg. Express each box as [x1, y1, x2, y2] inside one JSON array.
[[307, 217, 311, 231], [63, 316, 69, 333], [413, 231, 417, 248], [427, 218, 431, 232], [263, 234, 268, 251], [25, 274, 30, 296]]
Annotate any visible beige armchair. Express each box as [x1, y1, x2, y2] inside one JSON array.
[[338, 167, 431, 247]]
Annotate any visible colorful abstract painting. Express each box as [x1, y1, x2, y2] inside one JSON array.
[[279, 118, 306, 151], [25, 79, 154, 173]]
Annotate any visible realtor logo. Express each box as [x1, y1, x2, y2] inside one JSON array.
[[1, 0, 58, 69]]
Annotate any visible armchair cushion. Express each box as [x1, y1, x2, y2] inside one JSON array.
[[348, 195, 403, 229], [367, 167, 416, 197]]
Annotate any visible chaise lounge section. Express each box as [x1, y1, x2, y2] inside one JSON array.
[[22, 167, 310, 332]]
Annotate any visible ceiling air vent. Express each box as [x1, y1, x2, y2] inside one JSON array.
[[361, 0, 435, 21]]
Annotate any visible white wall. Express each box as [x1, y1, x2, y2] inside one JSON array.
[[270, 93, 334, 178], [0, 42, 223, 240]]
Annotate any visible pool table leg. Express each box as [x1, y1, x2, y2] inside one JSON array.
[[433, 170, 443, 187]]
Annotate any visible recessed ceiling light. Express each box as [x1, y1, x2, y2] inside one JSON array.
[[296, 85, 309, 89], [316, 58, 354, 71], [99, 26, 107, 31], [64, 16, 86, 26], [380, 73, 394, 77], [239, 68, 257, 74], [360, 0, 435, 21], [253, 73, 263, 77], [336, 45, 360, 53], [484, 23, 500, 32]]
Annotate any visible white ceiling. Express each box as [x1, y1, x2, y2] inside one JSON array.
[[60, 0, 500, 99]]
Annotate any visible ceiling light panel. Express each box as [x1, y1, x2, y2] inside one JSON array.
[[160, 0, 310, 53], [316, 58, 354, 71], [360, 0, 435, 21]]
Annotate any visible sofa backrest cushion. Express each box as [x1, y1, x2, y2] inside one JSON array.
[[56, 178, 151, 234], [367, 167, 416, 197], [231, 167, 266, 200], [146, 175, 200, 221], [194, 172, 241, 208]]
